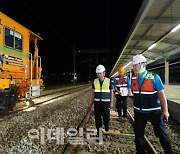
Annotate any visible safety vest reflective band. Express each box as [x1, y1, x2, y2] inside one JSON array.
[[116, 84, 127, 87], [131, 72, 161, 112], [132, 76, 136, 79], [94, 78, 110, 102], [95, 90, 110, 92], [115, 76, 128, 95], [133, 91, 157, 94], [133, 106, 161, 111]]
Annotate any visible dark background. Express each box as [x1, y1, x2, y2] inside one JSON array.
[[0, 0, 143, 84]]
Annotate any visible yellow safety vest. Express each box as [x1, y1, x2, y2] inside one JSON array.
[[94, 77, 110, 102]]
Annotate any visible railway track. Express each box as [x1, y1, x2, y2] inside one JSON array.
[[0, 84, 92, 153], [0, 86, 179, 153], [63, 97, 158, 154], [63, 96, 180, 154], [0, 84, 90, 118]]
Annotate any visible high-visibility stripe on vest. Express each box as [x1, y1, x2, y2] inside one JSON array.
[[115, 76, 128, 95], [131, 72, 161, 112], [94, 77, 110, 102]]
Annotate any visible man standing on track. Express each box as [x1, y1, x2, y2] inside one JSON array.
[[88, 64, 114, 142], [113, 66, 131, 118], [131, 54, 173, 154]]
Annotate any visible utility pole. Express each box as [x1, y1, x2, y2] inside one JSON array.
[[88, 58, 91, 81], [73, 49, 117, 81], [73, 46, 76, 85]]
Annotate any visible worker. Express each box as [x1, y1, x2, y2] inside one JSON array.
[[113, 66, 131, 118], [131, 54, 173, 154], [88, 64, 114, 140], [110, 77, 115, 93]]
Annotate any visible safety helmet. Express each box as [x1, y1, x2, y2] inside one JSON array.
[[132, 54, 147, 65], [96, 64, 105, 73], [118, 66, 125, 75]]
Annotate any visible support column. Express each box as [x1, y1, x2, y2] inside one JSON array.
[[34, 38, 39, 84], [165, 56, 169, 85]]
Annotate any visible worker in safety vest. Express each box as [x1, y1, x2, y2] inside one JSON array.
[[88, 64, 114, 139], [113, 66, 131, 118], [131, 54, 173, 154]]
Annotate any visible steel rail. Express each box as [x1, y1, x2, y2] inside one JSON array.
[[0, 86, 90, 118], [127, 97, 158, 154], [63, 99, 158, 154], [63, 106, 93, 154]]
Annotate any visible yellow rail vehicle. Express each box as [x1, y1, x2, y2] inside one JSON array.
[[0, 12, 44, 112]]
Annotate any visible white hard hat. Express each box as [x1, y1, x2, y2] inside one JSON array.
[[96, 64, 105, 73], [132, 54, 147, 65]]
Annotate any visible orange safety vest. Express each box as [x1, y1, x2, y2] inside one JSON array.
[[131, 72, 161, 112], [115, 76, 128, 95]]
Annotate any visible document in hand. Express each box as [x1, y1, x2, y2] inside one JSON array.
[[120, 87, 128, 96]]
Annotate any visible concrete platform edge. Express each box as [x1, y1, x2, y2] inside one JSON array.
[[168, 100, 180, 124]]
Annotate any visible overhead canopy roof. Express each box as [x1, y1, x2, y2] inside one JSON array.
[[110, 0, 180, 76]]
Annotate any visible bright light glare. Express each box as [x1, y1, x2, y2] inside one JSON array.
[[171, 24, 180, 33], [148, 43, 157, 50], [26, 101, 30, 106], [24, 107, 36, 112], [42, 99, 57, 105]]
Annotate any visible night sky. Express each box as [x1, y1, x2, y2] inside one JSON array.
[[0, 0, 143, 82]]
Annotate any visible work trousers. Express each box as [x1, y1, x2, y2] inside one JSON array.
[[94, 101, 110, 133], [134, 111, 173, 154], [115, 94, 127, 117]]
